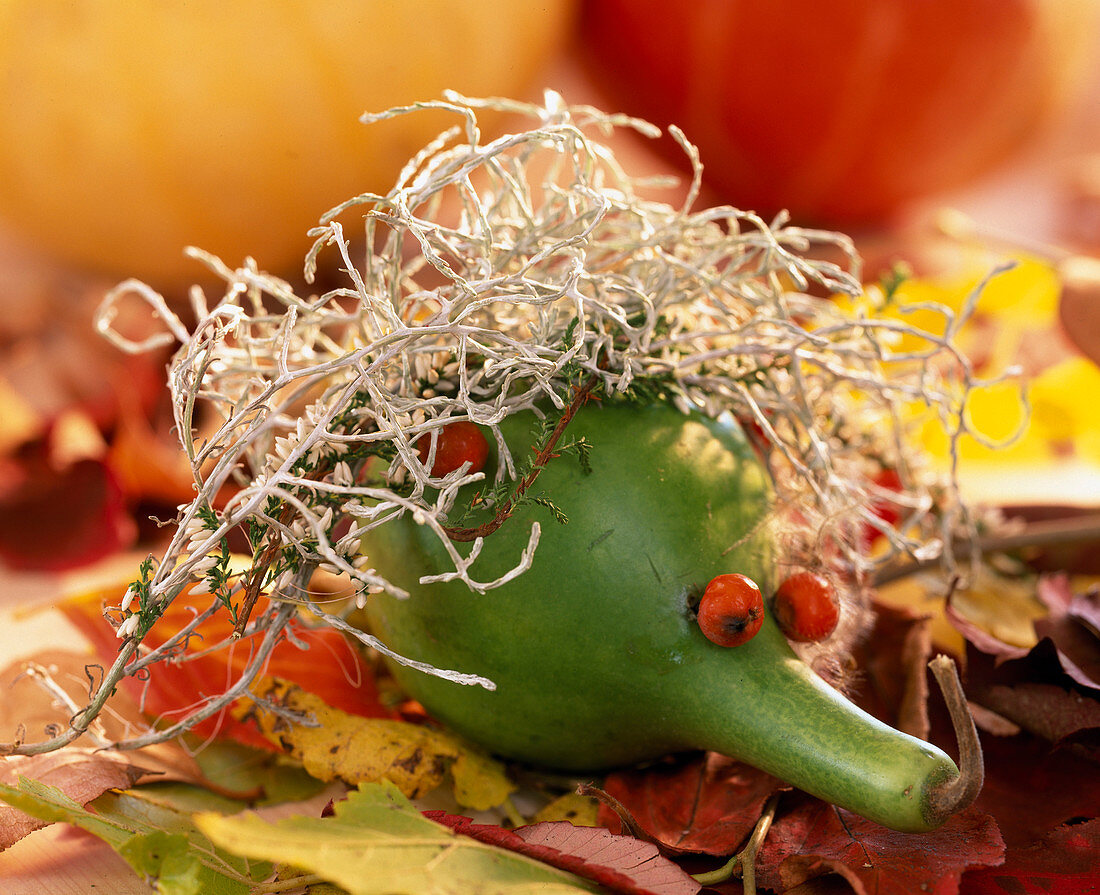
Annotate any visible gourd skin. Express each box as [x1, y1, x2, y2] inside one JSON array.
[[362, 402, 960, 832]]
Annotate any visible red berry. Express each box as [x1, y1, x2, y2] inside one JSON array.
[[772, 571, 839, 643], [416, 421, 489, 477], [696, 573, 764, 647], [862, 467, 904, 547]]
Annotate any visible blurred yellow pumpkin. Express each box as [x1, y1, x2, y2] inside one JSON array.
[[0, 2, 576, 286]]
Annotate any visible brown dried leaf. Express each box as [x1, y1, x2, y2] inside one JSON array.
[[1034, 575, 1100, 693], [0, 748, 158, 849], [429, 812, 701, 895], [851, 600, 935, 738], [0, 650, 209, 787]]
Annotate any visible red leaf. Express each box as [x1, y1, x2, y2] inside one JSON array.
[[0, 454, 134, 571], [426, 812, 701, 895], [961, 819, 1100, 895], [968, 731, 1100, 850], [59, 576, 389, 750], [850, 600, 935, 738], [756, 796, 1005, 895], [1034, 576, 1100, 693], [597, 752, 784, 856]]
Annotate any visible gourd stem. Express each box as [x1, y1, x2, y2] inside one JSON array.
[[692, 793, 779, 893], [925, 654, 984, 823]]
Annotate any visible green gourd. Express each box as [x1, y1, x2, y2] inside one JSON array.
[[362, 400, 973, 833]]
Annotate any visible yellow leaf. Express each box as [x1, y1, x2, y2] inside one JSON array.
[[874, 577, 965, 657], [950, 567, 1048, 651], [250, 680, 516, 812], [532, 791, 600, 827]]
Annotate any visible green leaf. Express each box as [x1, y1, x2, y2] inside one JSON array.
[[196, 780, 599, 895], [186, 736, 328, 806], [0, 777, 270, 895]]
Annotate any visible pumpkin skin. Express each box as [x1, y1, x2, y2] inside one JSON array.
[[361, 402, 961, 832], [577, 0, 1099, 225], [0, 1, 576, 286]]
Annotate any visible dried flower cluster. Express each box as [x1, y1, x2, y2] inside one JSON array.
[[16, 91, 1013, 754]]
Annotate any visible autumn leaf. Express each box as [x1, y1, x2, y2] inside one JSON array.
[[105, 400, 203, 507], [430, 812, 701, 895], [963, 729, 1100, 850], [957, 586, 1100, 747], [2, 649, 185, 762], [0, 776, 271, 894], [944, 568, 1047, 660], [0, 449, 134, 572], [597, 752, 784, 857], [755, 794, 1005, 895], [1034, 574, 1100, 692], [849, 600, 935, 739], [59, 565, 389, 750], [249, 679, 516, 812], [534, 791, 601, 826], [0, 749, 157, 849], [195, 780, 595, 895], [960, 818, 1100, 895]]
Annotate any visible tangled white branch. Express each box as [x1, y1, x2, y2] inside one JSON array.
[[11, 90, 1018, 755]]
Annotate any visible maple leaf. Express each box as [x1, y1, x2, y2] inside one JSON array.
[[597, 752, 783, 858], [249, 679, 516, 811], [963, 728, 1100, 851], [59, 567, 388, 750], [960, 817, 1100, 895], [755, 794, 1005, 895], [431, 811, 701, 895]]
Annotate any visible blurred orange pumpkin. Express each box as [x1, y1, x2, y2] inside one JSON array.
[[577, 0, 1098, 226], [0, 2, 576, 287]]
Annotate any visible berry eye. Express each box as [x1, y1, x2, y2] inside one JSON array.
[[772, 571, 840, 643], [696, 573, 765, 647]]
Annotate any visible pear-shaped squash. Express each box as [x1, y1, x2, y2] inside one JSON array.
[[362, 401, 967, 832]]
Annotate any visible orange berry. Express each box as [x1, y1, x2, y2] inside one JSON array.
[[416, 421, 489, 477], [697, 573, 764, 647], [773, 571, 839, 643]]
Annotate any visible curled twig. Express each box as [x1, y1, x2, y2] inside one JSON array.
[[925, 654, 984, 823]]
